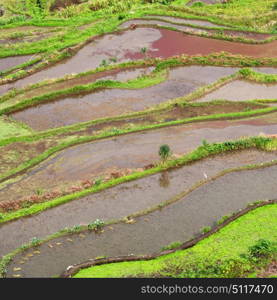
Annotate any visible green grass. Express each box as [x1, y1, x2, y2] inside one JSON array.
[[0, 116, 32, 139], [73, 204, 277, 278]]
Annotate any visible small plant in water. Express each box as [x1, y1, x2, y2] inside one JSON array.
[[94, 178, 102, 186], [202, 139, 209, 148], [109, 57, 117, 63], [100, 59, 109, 67], [71, 225, 81, 232], [159, 144, 171, 162], [161, 241, 182, 251], [88, 219, 105, 232], [201, 226, 212, 234], [30, 237, 41, 246], [36, 188, 44, 196], [140, 47, 148, 58]]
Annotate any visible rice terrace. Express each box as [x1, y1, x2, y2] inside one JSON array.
[[0, 0, 277, 281]]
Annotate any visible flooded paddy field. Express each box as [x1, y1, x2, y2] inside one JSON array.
[[1, 113, 277, 204], [197, 80, 277, 102], [5, 163, 277, 278], [0, 55, 35, 72], [0, 149, 275, 257], [1, 66, 154, 111], [1, 26, 276, 96], [10, 66, 239, 130]]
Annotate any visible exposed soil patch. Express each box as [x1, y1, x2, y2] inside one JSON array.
[[50, 0, 83, 11], [5, 164, 277, 278], [197, 80, 277, 102], [0, 139, 57, 177], [258, 260, 277, 278], [187, 0, 219, 5], [10, 66, 238, 130], [1, 112, 277, 204]]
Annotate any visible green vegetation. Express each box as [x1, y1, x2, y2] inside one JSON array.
[[0, 116, 32, 139], [73, 204, 277, 278], [159, 144, 171, 161]]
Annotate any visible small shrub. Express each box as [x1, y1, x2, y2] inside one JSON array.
[[248, 239, 274, 259], [94, 178, 102, 186], [161, 241, 182, 251], [159, 144, 171, 161], [216, 214, 231, 225], [30, 237, 41, 246], [191, 1, 205, 7], [239, 68, 252, 77], [201, 226, 212, 234]]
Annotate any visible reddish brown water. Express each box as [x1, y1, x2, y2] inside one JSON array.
[[125, 28, 277, 60]]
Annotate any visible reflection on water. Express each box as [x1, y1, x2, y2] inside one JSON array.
[[159, 171, 170, 188]]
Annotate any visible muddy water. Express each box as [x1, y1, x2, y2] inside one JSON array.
[[1, 27, 277, 95], [253, 67, 277, 74], [2, 67, 154, 111], [11, 66, 238, 130], [144, 15, 228, 28], [5, 164, 277, 278], [1, 113, 277, 203], [197, 80, 277, 102], [0, 150, 276, 257], [0, 28, 163, 95], [125, 29, 277, 60], [0, 55, 34, 72]]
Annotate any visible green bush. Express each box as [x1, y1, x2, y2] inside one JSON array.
[[248, 239, 275, 259], [159, 144, 171, 161]]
